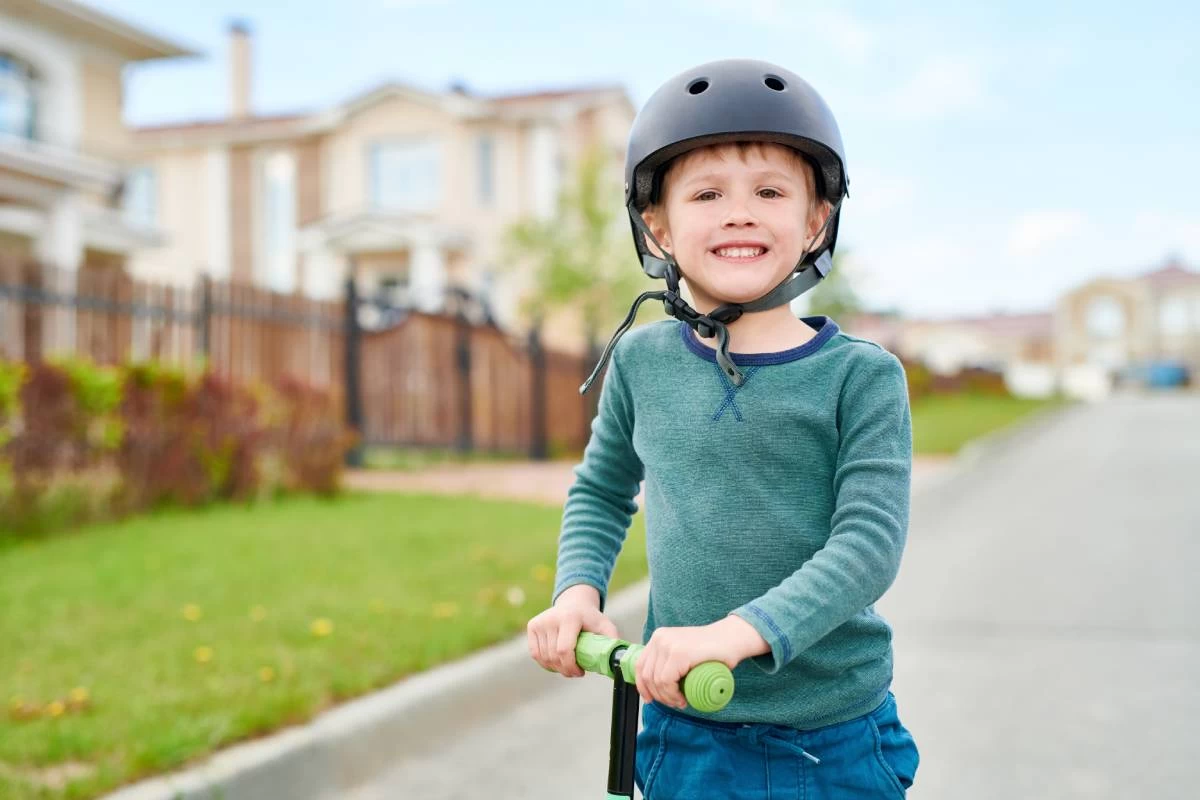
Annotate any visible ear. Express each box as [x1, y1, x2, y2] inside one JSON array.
[[640, 206, 672, 257], [806, 200, 833, 251]]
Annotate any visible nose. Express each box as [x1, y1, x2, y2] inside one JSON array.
[[721, 195, 758, 228]]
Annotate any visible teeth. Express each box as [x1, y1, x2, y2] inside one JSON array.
[[715, 247, 765, 258]]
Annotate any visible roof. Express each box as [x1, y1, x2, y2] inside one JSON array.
[[1141, 260, 1200, 288], [5, 0, 200, 61], [130, 80, 633, 145]]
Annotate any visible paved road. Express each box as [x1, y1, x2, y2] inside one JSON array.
[[349, 394, 1200, 799]]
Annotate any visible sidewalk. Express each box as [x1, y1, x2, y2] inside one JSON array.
[[344, 455, 952, 506]]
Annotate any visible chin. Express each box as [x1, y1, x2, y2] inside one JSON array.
[[706, 279, 780, 305]]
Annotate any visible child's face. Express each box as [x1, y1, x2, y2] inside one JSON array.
[[643, 143, 827, 311]]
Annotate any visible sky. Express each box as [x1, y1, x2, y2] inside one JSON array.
[[91, 0, 1200, 318]]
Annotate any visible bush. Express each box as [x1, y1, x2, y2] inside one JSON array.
[[0, 357, 352, 537]]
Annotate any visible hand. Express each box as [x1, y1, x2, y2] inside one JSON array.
[[527, 586, 620, 679], [634, 616, 767, 709]]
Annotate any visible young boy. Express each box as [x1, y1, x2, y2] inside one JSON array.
[[527, 59, 919, 798]]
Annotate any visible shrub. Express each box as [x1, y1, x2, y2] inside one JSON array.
[[1, 357, 352, 536]]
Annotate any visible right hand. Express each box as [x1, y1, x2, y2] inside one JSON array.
[[527, 587, 620, 678]]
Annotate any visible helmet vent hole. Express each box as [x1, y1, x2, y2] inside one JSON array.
[[687, 79, 710, 95], [764, 75, 786, 91]]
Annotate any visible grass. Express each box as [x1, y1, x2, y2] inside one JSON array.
[[911, 393, 1067, 455], [361, 446, 530, 472], [0, 493, 648, 799]]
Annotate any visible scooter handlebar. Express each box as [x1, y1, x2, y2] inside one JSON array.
[[561, 631, 735, 713]]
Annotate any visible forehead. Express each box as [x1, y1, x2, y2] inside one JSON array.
[[668, 142, 806, 180]]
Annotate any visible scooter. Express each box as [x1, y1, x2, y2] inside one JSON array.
[[560, 632, 736, 799]]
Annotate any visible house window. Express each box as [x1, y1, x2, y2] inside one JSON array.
[[1159, 297, 1190, 335], [0, 53, 37, 140], [261, 151, 296, 293], [477, 134, 495, 207], [122, 166, 157, 228], [370, 138, 440, 212], [1085, 296, 1125, 339]]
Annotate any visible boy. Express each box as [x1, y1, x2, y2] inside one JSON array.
[[527, 59, 919, 798]]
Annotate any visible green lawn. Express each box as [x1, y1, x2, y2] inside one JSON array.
[[911, 393, 1065, 455], [0, 494, 647, 799]]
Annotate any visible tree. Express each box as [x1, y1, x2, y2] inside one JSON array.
[[503, 144, 651, 347]]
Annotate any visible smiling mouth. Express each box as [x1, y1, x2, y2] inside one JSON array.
[[711, 246, 769, 263]]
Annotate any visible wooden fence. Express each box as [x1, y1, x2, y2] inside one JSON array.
[[0, 257, 601, 460]]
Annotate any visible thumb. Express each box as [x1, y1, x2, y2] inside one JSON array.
[[584, 608, 620, 639]]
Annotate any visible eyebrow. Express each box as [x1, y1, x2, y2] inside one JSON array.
[[679, 169, 799, 187]]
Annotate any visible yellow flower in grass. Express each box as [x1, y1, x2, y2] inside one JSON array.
[[47, 701, 65, 718], [182, 604, 203, 622], [369, 599, 387, 614], [310, 618, 334, 637], [258, 666, 276, 683], [431, 602, 459, 619], [69, 687, 89, 703], [194, 646, 214, 664], [476, 587, 497, 604], [531, 564, 553, 583], [249, 605, 268, 622]]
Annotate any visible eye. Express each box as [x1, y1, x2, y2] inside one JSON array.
[[758, 188, 782, 199], [694, 190, 719, 201]]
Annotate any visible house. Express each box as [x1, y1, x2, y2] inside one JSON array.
[[1055, 259, 1200, 390], [845, 310, 1057, 396], [127, 23, 636, 354], [845, 259, 1200, 400], [0, 0, 194, 288]]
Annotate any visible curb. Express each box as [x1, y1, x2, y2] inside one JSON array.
[[100, 581, 650, 800]]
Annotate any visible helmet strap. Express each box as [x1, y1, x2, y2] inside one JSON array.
[[584, 195, 843, 393]]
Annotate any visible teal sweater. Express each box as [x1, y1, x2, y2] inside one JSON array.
[[550, 317, 912, 730]]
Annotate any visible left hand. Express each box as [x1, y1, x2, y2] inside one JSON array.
[[633, 618, 763, 710]]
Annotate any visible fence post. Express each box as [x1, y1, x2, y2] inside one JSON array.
[[196, 274, 213, 365], [344, 272, 365, 467], [455, 304, 474, 454], [528, 320, 548, 461]]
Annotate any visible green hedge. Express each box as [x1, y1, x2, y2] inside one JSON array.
[[0, 358, 355, 537]]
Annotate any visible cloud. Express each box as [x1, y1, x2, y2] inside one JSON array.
[[1007, 211, 1090, 258], [883, 55, 994, 121]]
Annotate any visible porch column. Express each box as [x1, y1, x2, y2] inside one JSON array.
[[35, 192, 83, 355], [409, 235, 446, 313]]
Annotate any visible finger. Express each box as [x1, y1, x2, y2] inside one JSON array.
[[555, 620, 583, 677], [656, 659, 686, 709], [537, 630, 555, 672], [589, 612, 619, 639], [635, 648, 653, 705]]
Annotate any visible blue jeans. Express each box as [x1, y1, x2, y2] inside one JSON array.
[[634, 692, 919, 799]]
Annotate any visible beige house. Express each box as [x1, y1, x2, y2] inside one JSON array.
[[0, 0, 194, 292], [1055, 259, 1200, 376], [127, 24, 635, 353], [846, 311, 1054, 376]]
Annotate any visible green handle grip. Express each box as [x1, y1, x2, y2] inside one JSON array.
[[567, 631, 735, 713]]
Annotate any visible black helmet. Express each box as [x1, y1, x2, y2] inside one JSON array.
[[581, 59, 849, 394]]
